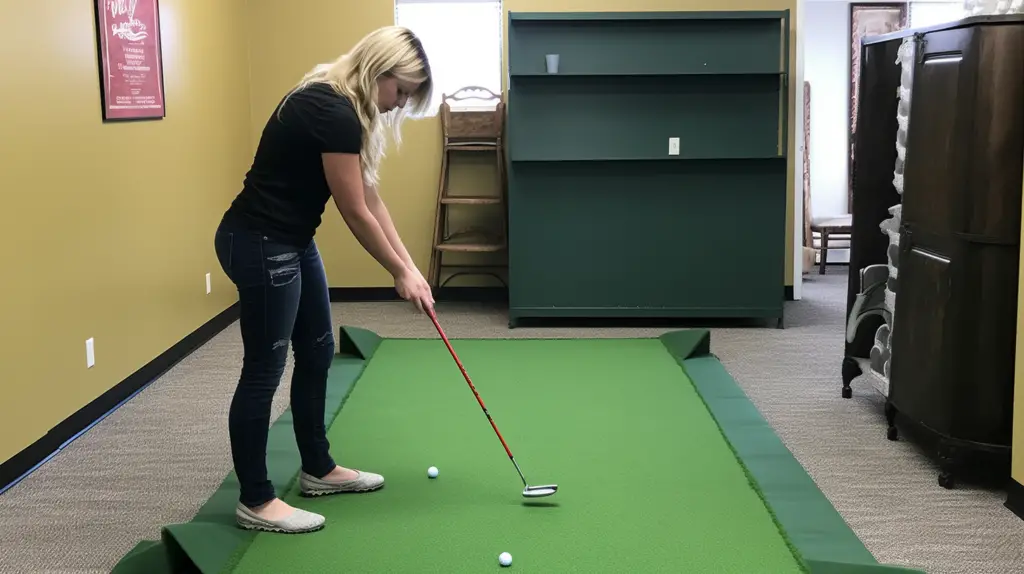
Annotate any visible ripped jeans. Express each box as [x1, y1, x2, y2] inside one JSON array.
[[214, 217, 337, 508]]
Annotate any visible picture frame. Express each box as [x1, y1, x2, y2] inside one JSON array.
[[93, 0, 167, 121]]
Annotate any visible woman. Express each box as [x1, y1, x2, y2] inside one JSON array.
[[214, 26, 435, 534]]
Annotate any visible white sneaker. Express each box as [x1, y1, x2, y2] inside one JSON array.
[[299, 470, 385, 496], [235, 502, 325, 533]]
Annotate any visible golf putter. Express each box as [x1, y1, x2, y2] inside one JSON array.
[[427, 308, 558, 499]]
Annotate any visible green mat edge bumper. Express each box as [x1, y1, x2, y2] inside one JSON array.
[[659, 329, 925, 574], [110, 326, 926, 574]]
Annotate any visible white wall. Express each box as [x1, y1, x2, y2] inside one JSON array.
[[805, 1, 850, 222]]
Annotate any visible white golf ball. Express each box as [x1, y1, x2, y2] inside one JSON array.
[[498, 552, 512, 567], [427, 466, 439, 478]]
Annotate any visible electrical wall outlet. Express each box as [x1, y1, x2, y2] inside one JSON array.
[[86, 338, 95, 368], [668, 137, 680, 156], [206, 273, 212, 294]]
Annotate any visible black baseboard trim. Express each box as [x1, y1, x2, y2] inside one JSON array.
[[329, 286, 509, 303], [0, 303, 241, 496], [1006, 478, 1024, 521], [784, 286, 794, 301]]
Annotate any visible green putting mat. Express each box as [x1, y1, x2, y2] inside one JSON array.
[[112, 328, 926, 574]]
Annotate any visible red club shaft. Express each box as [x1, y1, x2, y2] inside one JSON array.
[[428, 310, 515, 460]]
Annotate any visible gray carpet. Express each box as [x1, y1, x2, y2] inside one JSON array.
[[1, 267, 1022, 573]]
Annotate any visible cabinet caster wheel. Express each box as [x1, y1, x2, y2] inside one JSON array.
[[841, 386, 853, 399], [938, 472, 955, 489], [886, 426, 898, 441]]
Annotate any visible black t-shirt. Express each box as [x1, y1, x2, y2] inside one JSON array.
[[223, 82, 362, 247]]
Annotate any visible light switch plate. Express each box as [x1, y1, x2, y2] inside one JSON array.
[[668, 137, 680, 156], [86, 338, 95, 368]]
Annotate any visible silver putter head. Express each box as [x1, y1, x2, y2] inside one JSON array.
[[523, 484, 558, 498]]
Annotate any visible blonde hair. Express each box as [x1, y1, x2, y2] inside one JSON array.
[[279, 26, 433, 187]]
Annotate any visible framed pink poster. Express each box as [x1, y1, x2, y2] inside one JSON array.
[[94, 0, 166, 121]]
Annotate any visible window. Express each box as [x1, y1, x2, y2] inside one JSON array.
[[395, 0, 503, 117]]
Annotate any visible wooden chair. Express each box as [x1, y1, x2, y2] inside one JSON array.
[[803, 81, 853, 274], [427, 86, 508, 289]]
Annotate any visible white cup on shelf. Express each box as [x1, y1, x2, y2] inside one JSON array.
[[545, 54, 560, 74]]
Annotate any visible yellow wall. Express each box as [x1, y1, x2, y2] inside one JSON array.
[[0, 1, 252, 463], [247, 1, 443, 288], [247, 0, 799, 289]]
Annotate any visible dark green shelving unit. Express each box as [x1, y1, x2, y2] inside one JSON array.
[[506, 10, 791, 328]]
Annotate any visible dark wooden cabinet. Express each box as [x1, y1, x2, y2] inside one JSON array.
[[842, 34, 905, 399], [885, 16, 1024, 489]]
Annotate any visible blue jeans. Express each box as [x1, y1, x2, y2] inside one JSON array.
[[214, 217, 337, 508]]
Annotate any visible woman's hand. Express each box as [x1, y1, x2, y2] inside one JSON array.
[[394, 267, 434, 313]]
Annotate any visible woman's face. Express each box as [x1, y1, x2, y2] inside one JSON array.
[[377, 74, 420, 113]]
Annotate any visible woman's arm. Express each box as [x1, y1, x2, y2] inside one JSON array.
[[322, 153, 408, 278], [363, 182, 417, 270]]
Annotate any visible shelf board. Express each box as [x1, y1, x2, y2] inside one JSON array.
[[436, 243, 506, 253], [509, 155, 786, 163], [509, 71, 784, 78], [436, 229, 506, 253], [445, 143, 499, 152], [436, 242, 506, 253], [509, 11, 789, 22], [441, 195, 503, 205]]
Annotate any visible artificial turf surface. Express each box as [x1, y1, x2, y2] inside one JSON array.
[[226, 338, 805, 573]]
